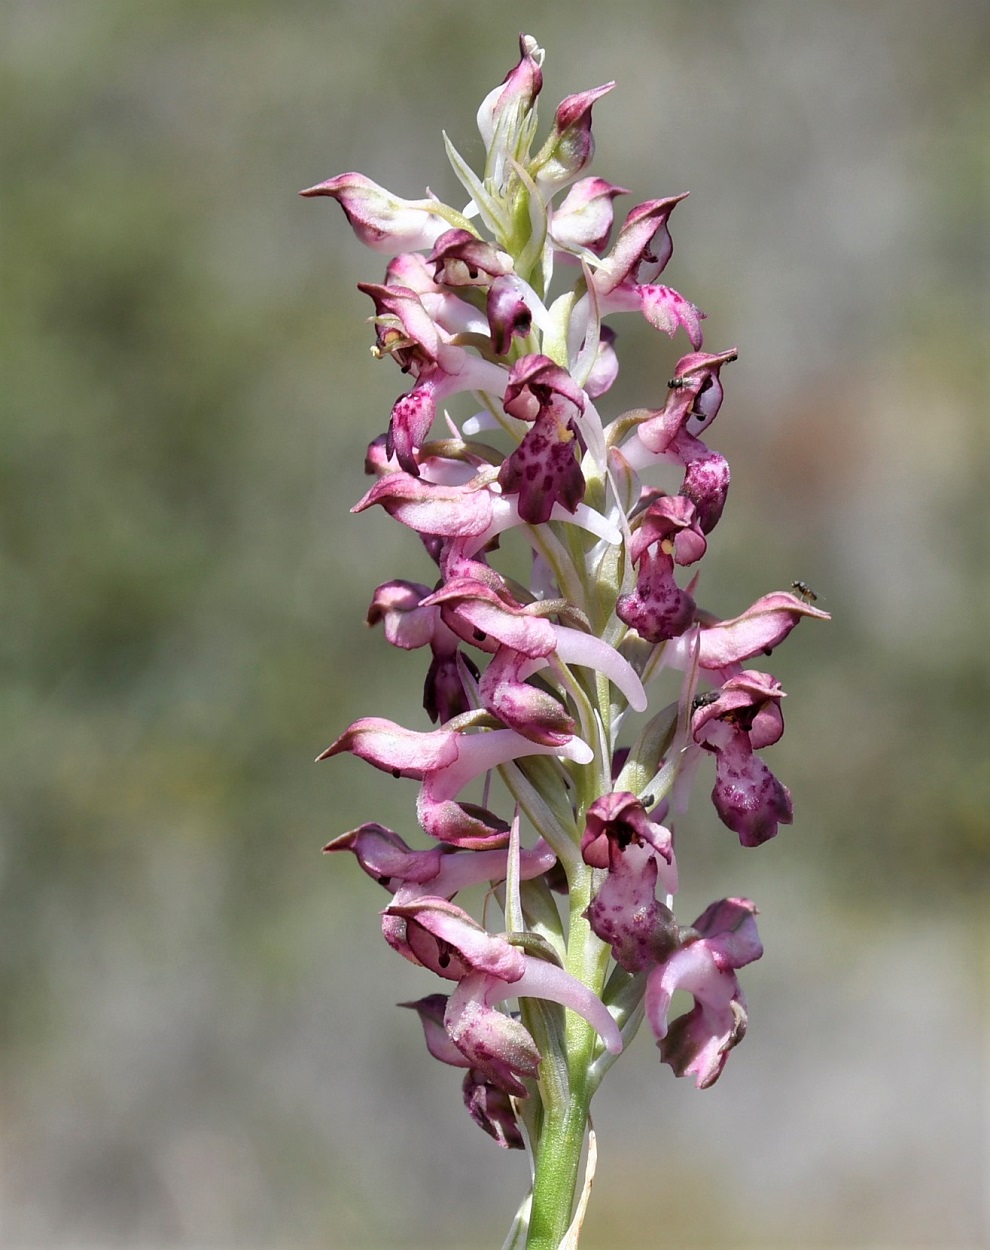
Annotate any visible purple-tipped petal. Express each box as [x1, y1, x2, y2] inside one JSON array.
[[386, 897, 528, 982], [477, 34, 543, 152], [318, 718, 459, 775], [323, 823, 446, 891], [534, 82, 615, 193], [352, 471, 496, 537], [550, 177, 629, 255], [300, 172, 455, 253], [595, 196, 688, 294], [697, 591, 831, 669]]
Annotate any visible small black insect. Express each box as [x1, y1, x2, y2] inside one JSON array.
[[790, 580, 819, 604], [691, 690, 720, 710], [667, 376, 689, 389]]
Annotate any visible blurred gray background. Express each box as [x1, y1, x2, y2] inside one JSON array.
[[1, 1, 987, 1247]]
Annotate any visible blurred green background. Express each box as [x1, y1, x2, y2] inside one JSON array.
[[1, 1, 987, 1246]]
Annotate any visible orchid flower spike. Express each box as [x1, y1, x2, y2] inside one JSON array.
[[305, 33, 829, 1246]]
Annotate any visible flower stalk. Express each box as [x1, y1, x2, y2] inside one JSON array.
[[306, 34, 828, 1249]]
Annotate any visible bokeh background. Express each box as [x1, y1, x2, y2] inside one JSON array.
[[2, 1, 987, 1247]]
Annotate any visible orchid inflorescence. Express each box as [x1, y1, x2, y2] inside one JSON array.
[[306, 34, 828, 1247]]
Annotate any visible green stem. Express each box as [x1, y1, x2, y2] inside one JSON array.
[[525, 863, 609, 1250], [526, 1095, 591, 1250]]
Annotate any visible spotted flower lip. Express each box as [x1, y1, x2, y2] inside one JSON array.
[[581, 792, 679, 972], [584, 837, 678, 972], [384, 355, 509, 475], [691, 672, 793, 845], [704, 722, 793, 847], [597, 282, 705, 349], [498, 408, 586, 524], [617, 546, 697, 644]]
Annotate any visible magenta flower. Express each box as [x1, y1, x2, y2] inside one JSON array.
[[319, 718, 592, 847], [386, 895, 621, 1098], [581, 792, 679, 972], [691, 671, 794, 845], [645, 898, 763, 1088], [300, 172, 464, 253], [589, 196, 705, 346], [619, 348, 738, 470], [695, 590, 833, 671], [366, 579, 473, 723], [323, 823, 557, 902], [550, 177, 629, 256], [401, 995, 526, 1149], [532, 82, 614, 195], [497, 354, 589, 524], [421, 574, 647, 740]]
